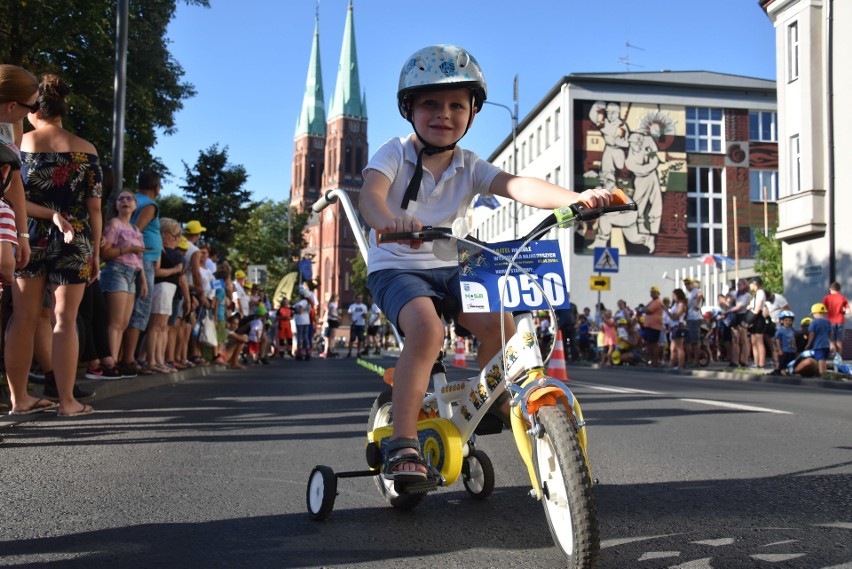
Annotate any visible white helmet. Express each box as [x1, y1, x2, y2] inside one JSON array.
[[397, 44, 487, 120]]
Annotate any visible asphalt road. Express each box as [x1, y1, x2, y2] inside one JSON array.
[[1, 357, 850, 569]]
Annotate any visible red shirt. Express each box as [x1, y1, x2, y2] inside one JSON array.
[[822, 292, 849, 324]]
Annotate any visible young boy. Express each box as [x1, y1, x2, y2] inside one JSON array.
[[771, 310, 796, 375], [359, 45, 610, 484], [804, 303, 831, 375], [222, 313, 248, 369]]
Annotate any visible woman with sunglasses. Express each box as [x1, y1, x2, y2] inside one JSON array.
[[99, 189, 148, 374], [7, 73, 101, 417]]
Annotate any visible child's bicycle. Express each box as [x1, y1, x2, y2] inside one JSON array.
[[306, 189, 636, 569]]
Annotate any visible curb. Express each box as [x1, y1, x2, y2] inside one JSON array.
[[1, 364, 226, 427]]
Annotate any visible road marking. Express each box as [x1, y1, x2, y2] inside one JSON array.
[[571, 381, 661, 395], [679, 398, 792, 415], [572, 381, 793, 414]]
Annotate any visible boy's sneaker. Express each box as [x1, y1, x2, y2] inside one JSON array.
[[102, 366, 124, 380], [118, 363, 138, 378], [85, 367, 105, 380]]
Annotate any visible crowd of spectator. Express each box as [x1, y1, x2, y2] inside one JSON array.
[[554, 278, 849, 378]]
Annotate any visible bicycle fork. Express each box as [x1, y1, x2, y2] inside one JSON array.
[[508, 368, 591, 499]]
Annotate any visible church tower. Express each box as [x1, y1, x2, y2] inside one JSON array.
[[290, 14, 326, 212], [300, 1, 367, 307]]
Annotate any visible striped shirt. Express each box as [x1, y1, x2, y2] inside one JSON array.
[[0, 201, 18, 246]]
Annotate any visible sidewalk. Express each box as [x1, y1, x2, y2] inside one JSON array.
[[1, 363, 227, 427]]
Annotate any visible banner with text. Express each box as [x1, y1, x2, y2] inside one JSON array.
[[458, 239, 570, 313]]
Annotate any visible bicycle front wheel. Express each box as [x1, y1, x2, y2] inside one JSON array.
[[533, 405, 600, 569]]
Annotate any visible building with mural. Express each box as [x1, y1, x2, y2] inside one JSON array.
[[290, 2, 367, 307], [480, 71, 778, 312]]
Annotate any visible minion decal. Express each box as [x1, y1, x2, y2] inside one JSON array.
[[460, 405, 472, 421], [469, 389, 482, 410], [477, 383, 488, 400], [523, 332, 536, 348], [505, 345, 518, 366], [485, 364, 502, 390]]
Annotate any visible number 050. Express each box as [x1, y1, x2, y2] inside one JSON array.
[[497, 273, 566, 309]]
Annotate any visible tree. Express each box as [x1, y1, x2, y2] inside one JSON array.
[[157, 193, 188, 222], [754, 229, 783, 293], [350, 254, 369, 298], [0, 0, 210, 183], [230, 200, 311, 292], [180, 144, 253, 248]]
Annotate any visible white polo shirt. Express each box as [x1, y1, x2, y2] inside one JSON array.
[[365, 135, 502, 273]]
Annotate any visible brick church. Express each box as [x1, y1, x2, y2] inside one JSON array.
[[290, 1, 367, 307]]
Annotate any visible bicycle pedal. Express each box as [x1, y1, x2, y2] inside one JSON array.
[[394, 477, 439, 494]]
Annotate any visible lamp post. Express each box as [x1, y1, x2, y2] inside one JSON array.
[[484, 74, 519, 238]]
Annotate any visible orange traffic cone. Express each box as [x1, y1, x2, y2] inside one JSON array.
[[453, 337, 467, 368], [547, 330, 569, 381]]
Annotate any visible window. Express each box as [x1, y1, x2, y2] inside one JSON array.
[[554, 108, 561, 140], [749, 111, 777, 142], [521, 142, 526, 168], [537, 126, 542, 156], [790, 134, 801, 193], [686, 108, 724, 153], [528, 135, 534, 162], [554, 166, 561, 186], [787, 21, 799, 82], [749, 170, 778, 202], [545, 118, 551, 148], [545, 173, 551, 184], [687, 166, 725, 255]]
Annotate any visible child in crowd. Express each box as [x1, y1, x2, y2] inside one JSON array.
[[247, 305, 268, 365], [577, 315, 591, 361], [0, 140, 20, 285], [276, 299, 293, 357], [358, 45, 610, 484], [822, 282, 849, 357], [804, 303, 831, 375], [221, 313, 247, 369], [771, 310, 797, 375]]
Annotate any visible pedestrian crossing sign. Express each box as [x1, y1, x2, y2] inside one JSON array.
[[593, 247, 619, 273]]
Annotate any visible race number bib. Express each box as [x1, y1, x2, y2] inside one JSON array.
[[458, 239, 569, 313]]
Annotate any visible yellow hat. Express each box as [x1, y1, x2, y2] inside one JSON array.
[[184, 220, 207, 234], [811, 303, 828, 314], [801, 317, 812, 326], [176, 236, 189, 250], [683, 277, 693, 283], [650, 285, 660, 293], [234, 270, 246, 279]]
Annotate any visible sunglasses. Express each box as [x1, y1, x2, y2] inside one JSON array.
[[116, 195, 136, 202], [15, 100, 40, 113]]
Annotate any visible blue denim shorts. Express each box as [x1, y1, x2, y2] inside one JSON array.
[[367, 266, 459, 332], [128, 258, 155, 330], [830, 323, 845, 341], [99, 261, 138, 294]]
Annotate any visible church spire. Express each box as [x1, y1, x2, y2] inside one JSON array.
[[328, 1, 365, 120], [295, 14, 326, 137]]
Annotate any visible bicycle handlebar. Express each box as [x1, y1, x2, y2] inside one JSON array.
[[378, 188, 637, 244]]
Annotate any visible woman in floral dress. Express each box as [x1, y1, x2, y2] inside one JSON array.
[[7, 74, 101, 417]]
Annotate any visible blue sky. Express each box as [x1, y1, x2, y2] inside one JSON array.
[[153, 0, 777, 202]]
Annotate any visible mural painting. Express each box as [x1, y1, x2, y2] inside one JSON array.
[[574, 100, 688, 256]]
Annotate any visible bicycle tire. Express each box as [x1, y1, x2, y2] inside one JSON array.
[[533, 405, 600, 569], [366, 388, 426, 511]]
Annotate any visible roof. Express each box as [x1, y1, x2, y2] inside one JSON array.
[[295, 18, 326, 138], [328, 2, 366, 120]]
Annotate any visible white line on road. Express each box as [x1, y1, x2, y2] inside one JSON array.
[[571, 381, 793, 414], [678, 398, 792, 415]]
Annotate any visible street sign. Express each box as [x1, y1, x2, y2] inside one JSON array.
[[590, 276, 611, 291], [247, 264, 268, 285], [593, 247, 619, 273]]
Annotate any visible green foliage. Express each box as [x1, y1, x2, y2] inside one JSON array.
[[754, 229, 783, 293], [350, 254, 368, 297], [157, 193, 187, 222], [230, 200, 310, 293], [0, 0, 210, 184], [180, 144, 253, 247]]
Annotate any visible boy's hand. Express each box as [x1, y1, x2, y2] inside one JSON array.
[[377, 215, 423, 249], [578, 187, 614, 209]]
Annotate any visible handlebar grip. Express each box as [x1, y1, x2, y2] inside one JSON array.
[[577, 187, 630, 209], [376, 229, 416, 243], [377, 227, 451, 243], [311, 191, 336, 213]]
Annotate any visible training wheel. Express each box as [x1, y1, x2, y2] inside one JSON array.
[[307, 465, 337, 520], [462, 449, 495, 499]]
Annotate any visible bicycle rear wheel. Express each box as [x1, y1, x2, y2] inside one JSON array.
[[367, 388, 426, 510], [533, 405, 599, 569]]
